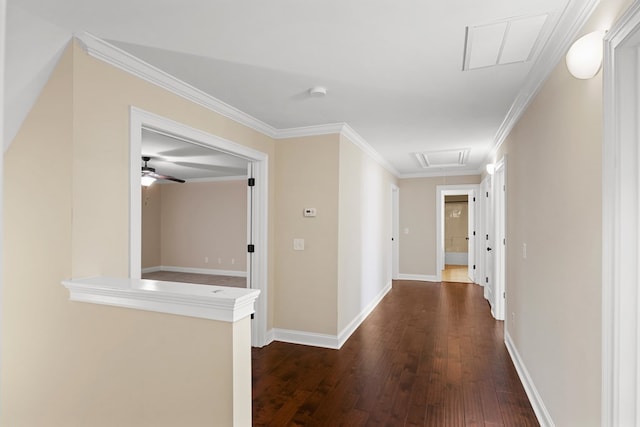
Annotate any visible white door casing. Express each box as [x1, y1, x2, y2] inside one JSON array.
[[482, 177, 494, 304], [391, 184, 400, 281], [436, 184, 479, 282], [493, 157, 506, 321], [602, 3, 640, 425]]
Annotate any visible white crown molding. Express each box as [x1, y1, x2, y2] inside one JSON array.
[[487, 0, 602, 161], [75, 32, 278, 138], [273, 123, 345, 139], [75, 32, 400, 178], [339, 123, 400, 177], [505, 332, 553, 426], [62, 276, 259, 322]]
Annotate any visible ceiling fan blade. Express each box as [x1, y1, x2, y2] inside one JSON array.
[[151, 172, 185, 183]]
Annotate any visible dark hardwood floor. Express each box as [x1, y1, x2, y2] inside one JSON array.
[[252, 280, 539, 426]]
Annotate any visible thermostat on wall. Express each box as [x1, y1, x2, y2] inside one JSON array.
[[303, 208, 317, 217]]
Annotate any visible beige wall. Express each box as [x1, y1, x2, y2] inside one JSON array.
[[141, 184, 162, 268], [398, 175, 480, 276], [444, 199, 468, 253], [158, 180, 247, 272], [493, 0, 632, 424], [337, 135, 397, 333], [2, 42, 269, 426], [274, 135, 340, 335]]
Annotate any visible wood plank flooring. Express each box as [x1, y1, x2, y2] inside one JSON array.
[[141, 270, 246, 288], [252, 280, 538, 426], [441, 265, 474, 284]]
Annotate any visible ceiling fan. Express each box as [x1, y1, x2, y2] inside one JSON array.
[[141, 156, 185, 186]]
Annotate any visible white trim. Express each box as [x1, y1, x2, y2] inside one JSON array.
[[130, 107, 269, 347], [274, 122, 345, 139], [436, 184, 479, 283], [75, 32, 400, 180], [62, 276, 260, 323], [391, 184, 400, 280], [602, 2, 640, 425], [397, 274, 439, 282], [0, 0, 5, 408], [158, 266, 247, 278], [76, 32, 276, 138], [505, 332, 553, 427], [141, 266, 162, 274], [339, 124, 399, 176], [271, 281, 392, 349], [337, 281, 392, 348], [272, 328, 340, 349], [487, 0, 602, 161]]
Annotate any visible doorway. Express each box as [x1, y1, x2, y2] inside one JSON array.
[[436, 184, 479, 283], [129, 107, 269, 347]]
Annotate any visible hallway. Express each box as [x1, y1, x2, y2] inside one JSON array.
[[252, 280, 538, 426]]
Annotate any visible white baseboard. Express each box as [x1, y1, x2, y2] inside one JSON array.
[[337, 281, 392, 348], [271, 282, 393, 350], [143, 266, 248, 277], [272, 328, 340, 349], [504, 331, 553, 427], [398, 273, 439, 282]]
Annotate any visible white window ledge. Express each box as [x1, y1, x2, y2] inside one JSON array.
[[62, 277, 260, 323]]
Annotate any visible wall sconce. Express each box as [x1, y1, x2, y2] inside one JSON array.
[[565, 30, 605, 79], [486, 163, 496, 175]]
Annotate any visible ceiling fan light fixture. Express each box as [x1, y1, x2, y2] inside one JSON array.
[[141, 175, 156, 186]]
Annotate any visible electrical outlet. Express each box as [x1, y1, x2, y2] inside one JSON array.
[[522, 243, 527, 259], [218, 258, 222, 264], [231, 258, 235, 265], [204, 256, 209, 264]]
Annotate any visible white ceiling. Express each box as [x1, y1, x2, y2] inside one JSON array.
[[6, 0, 594, 176], [142, 129, 248, 181]]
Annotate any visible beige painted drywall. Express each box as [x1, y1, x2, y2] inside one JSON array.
[[398, 175, 480, 276], [2, 42, 264, 426], [274, 135, 339, 335], [337, 135, 397, 333], [159, 180, 247, 272], [491, 0, 632, 424], [141, 184, 161, 269]]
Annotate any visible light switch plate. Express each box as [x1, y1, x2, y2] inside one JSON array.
[[303, 208, 317, 217], [293, 238, 305, 251]]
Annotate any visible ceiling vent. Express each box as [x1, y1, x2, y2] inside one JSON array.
[[463, 14, 548, 70], [414, 148, 470, 169]]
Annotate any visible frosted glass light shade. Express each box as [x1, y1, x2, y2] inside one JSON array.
[[141, 175, 156, 187], [486, 163, 495, 175], [566, 31, 605, 79]]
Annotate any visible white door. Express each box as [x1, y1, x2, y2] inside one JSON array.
[[482, 176, 494, 304], [467, 190, 476, 282], [493, 161, 506, 320]]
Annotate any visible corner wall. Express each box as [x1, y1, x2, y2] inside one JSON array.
[[337, 135, 397, 334]]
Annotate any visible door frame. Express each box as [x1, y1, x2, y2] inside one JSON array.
[[129, 107, 269, 348], [493, 157, 506, 321], [391, 184, 400, 281], [436, 184, 479, 282], [602, 3, 640, 424]]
